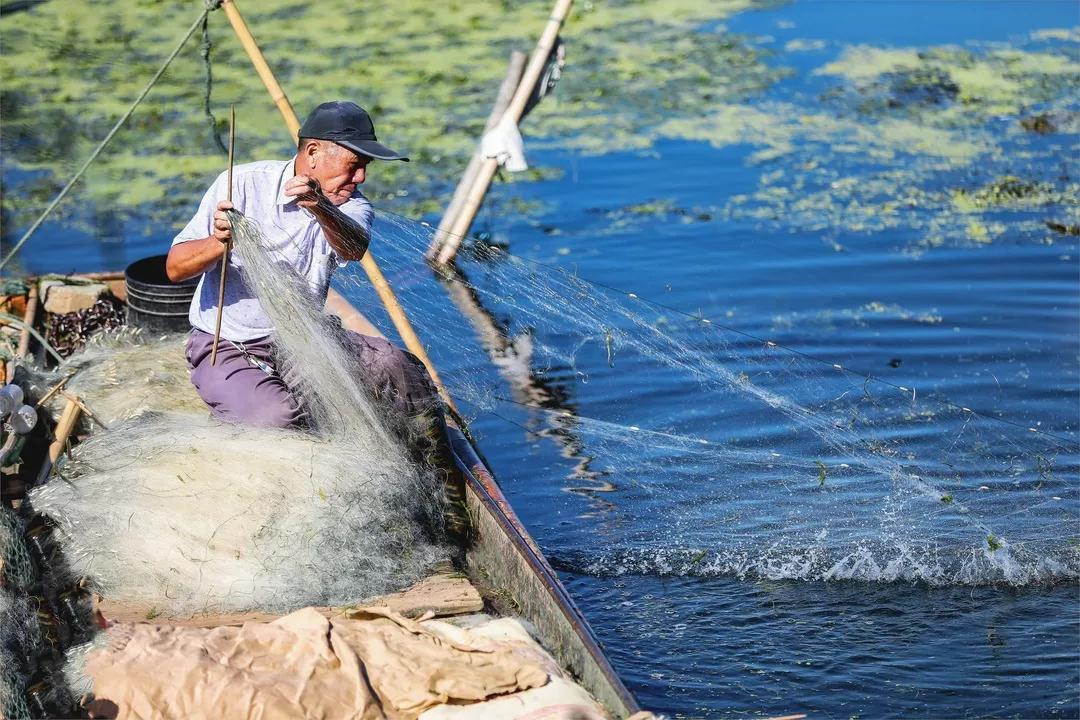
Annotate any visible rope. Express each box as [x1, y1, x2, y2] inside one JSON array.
[[0, 6, 218, 272], [201, 9, 228, 154], [384, 208, 1080, 450]]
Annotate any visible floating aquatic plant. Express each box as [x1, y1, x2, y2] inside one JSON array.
[[0, 0, 781, 233]]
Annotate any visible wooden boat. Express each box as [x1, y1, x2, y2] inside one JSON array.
[[447, 422, 640, 716], [0, 272, 642, 718]]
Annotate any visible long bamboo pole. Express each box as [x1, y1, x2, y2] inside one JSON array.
[[221, 1, 299, 136], [426, 51, 527, 261], [210, 105, 236, 366], [437, 0, 572, 265], [219, 0, 456, 410]]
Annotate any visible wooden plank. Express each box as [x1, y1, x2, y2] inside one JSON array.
[[97, 572, 483, 627]]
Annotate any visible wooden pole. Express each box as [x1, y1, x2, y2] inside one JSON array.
[[60, 390, 108, 430], [437, 0, 573, 265], [427, 51, 527, 261], [219, 0, 457, 411], [439, 161, 499, 266], [15, 282, 38, 359], [210, 105, 236, 366], [220, 1, 300, 137], [35, 372, 74, 408], [37, 397, 81, 483], [48, 399, 80, 464], [5, 281, 39, 380]]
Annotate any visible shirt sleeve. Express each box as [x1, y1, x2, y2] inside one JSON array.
[[172, 171, 228, 246], [332, 193, 375, 266]]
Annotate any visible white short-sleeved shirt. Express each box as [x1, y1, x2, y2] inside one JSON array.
[[172, 159, 373, 342]]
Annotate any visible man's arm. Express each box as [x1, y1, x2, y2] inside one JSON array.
[[165, 200, 234, 282], [284, 175, 370, 261]]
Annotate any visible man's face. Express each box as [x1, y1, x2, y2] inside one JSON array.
[[311, 142, 371, 206]]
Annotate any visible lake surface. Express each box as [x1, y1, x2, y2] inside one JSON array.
[[6, 1, 1078, 717]]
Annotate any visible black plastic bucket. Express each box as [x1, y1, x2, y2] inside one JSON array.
[[124, 254, 198, 333]]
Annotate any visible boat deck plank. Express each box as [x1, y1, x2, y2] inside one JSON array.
[[96, 571, 483, 627]]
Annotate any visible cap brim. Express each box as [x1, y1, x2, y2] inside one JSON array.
[[338, 139, 410, 162]]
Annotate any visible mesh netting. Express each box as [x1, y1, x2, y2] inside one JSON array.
[[325, 210, 1079, 587]]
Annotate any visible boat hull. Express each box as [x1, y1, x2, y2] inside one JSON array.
[[447, 425, 639, 718]]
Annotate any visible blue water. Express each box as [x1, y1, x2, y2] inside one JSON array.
[[8, 1, 1079, 717]]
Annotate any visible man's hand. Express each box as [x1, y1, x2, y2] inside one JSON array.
[[212, 200, 235, 244], [284, 174, 324, 209]]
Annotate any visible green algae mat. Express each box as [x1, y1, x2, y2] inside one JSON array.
[[0, 0, 773, 229], [1, 0, 1076, 254]]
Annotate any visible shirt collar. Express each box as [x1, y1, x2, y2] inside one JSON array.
[[276, 158, 297, 207]]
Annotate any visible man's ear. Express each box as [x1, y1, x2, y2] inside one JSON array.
[[301, 139, 319, 169]]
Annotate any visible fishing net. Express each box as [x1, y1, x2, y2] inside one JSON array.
[[29, 215, 449, 615], [30, 411, 445, 615], [0, 583, 40, 720], [26, 329, 204, 430], [324, 210, 1079, 588], [0, 506, 87, 720]]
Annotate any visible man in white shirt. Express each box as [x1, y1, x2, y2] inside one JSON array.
[[166, 101, 436, 429]]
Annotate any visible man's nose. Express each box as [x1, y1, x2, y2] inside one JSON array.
[[352, 166, 366, 184]]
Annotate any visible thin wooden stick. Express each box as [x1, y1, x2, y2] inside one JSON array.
[[60, 390, 107, 430], [220, 0, 457, 412], [210, 105, 236, 366], [6, 282, 39, 380], [35, 371, 76, 408], [439, 0, 573, 265]]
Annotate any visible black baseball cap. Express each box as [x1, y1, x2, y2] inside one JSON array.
[[298, 101, 409, 162]]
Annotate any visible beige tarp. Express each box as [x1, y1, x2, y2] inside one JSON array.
[[86, 606, 549, 719]]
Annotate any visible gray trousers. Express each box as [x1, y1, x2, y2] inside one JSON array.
[[185, 328, 439, 429]]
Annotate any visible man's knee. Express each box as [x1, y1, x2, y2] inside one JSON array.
[[239, 393, 304, 428], [187, 331, 303, 428], [348, 333, 439, 416]]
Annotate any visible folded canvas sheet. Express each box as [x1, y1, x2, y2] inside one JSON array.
[[86, 606, 549, 720]]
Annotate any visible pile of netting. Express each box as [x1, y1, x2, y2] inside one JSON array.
[[1, 506, 92, 718], [30, 410, 444, 615], [26, 215, 448, 617], [31, 328, 204, 430]]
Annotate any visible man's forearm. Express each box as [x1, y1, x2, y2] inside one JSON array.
[[310, 199, 370, 261], [166, 236, 226, 282]]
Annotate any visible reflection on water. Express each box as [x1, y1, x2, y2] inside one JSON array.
[[436, 263, 615, 512]]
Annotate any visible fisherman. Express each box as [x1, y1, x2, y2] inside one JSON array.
[[166, 100, 438, 430]]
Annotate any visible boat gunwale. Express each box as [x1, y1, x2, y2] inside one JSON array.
[[448, 424, 640, 717]]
